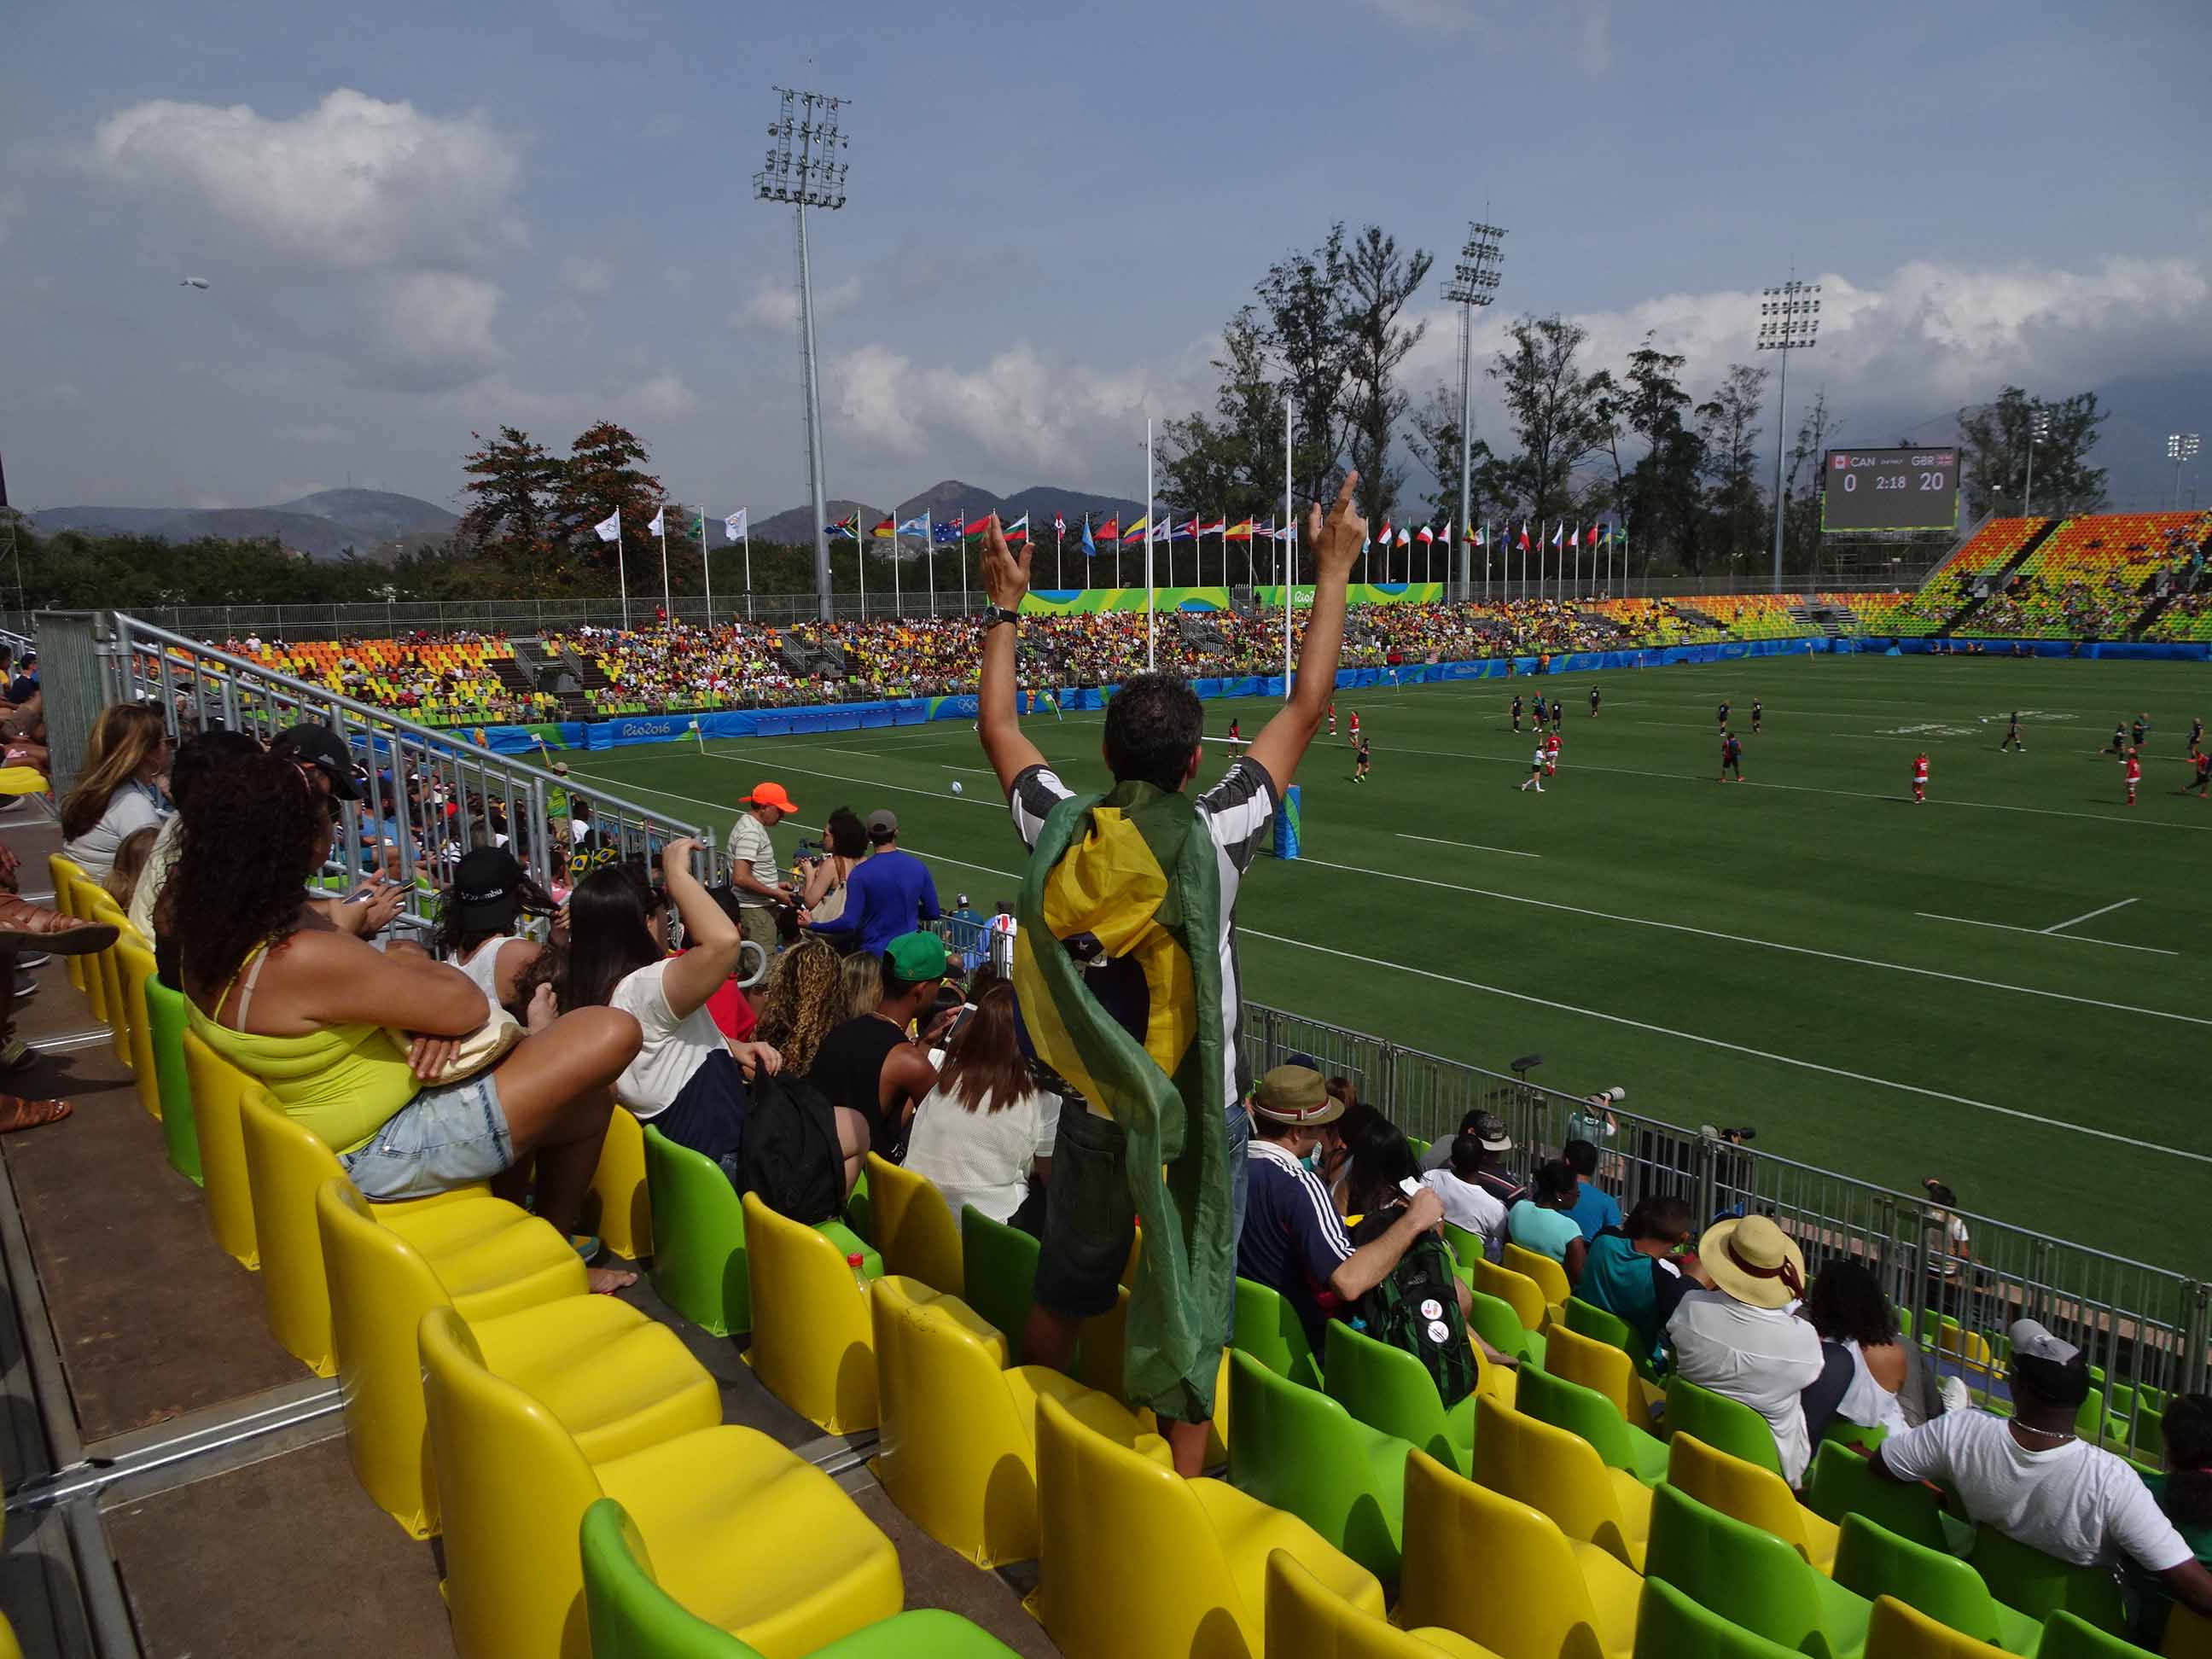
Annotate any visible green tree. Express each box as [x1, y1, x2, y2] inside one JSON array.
[[1489, 315, 1611, 523], [1406, 383, 1520, 550], [1254, 224, 1354, 517], [1156, 307, 1291, 585], [554, 422, 667, 579], [1782, 387, 1840, 574], [457, 426, 561, 568], [1337, 225, 1433, 530], [1610, 335, 1706, 573], [1696, 363, 1769, 573], [1959, 387, 2109, 519]]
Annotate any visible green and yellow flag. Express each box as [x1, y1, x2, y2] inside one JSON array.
[[1011, 780, 1235, 1423]]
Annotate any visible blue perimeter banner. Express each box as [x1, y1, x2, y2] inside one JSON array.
[[473, 634, 2208, 756]]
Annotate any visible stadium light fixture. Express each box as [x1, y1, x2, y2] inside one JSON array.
[[2170, 431, 2201, 510], [2024, 404, 2052, 517], [755, 88, 853, 622], [1755, 278, 1819, 592], [1445, 221, 1507, 601]]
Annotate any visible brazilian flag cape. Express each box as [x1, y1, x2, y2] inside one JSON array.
[[1010, 779, 1235, 1423]]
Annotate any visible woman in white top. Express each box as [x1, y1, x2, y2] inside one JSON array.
[[1803, 1256, 1913, 1436], [61, 704, 172, 876], [435, 846, 557, 1015], [902, 984, 1057, 1231], [1421, 1130, 1509, 1261], [563, 838, 866, 1194]]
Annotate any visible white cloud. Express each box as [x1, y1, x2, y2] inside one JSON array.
[[624, 371, 700, 422], [364, 271, 507, 390], [732, 274, 862, 333], [557, 253, 617, 296], [90, 89, 526, 271]]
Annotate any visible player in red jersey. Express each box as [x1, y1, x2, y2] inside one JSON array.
[[1348, 709, 1360, 747], [1327, 700, 1336, 736], [2193, 749, 2212, 798], [1912, 750, 1930, 803], [1544, 730, 1562, 777], [2124, 746, 2142, 806], [1720, 729, 1743, 782]]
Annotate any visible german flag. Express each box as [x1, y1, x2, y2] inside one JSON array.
[[1010, 781, 1235, 1422]]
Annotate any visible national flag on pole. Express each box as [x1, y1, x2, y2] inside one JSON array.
[[962, 515, 992, 536], [1517, 524, 1531, 551], [593, 510, 621, 542], [1196, 518, 1225, 537], [1225, 520, 1254, 540], [1081, 515, 1097, 558], [933, 520, 962, 544], [1417, 525, 1435, 545], [1551, 523, 1563, 550], [1172, 519, 1196, 541], [695, 509, 706, 543], [870, 517, 895, 538], [828, 513, 859, 538], [1053, 511, 1066, 538], [1376, 521, 1392, 548], [1472, 524, 1486, 547], [646, 508, 666, 537], [1002, 514, 1030, 543], [723, 509, 747, 542], [1395, 525, 1411, 548], [1097, 517, 1120, 541], [1121, 515, 1147, 543], [897, 515, 928, 535]]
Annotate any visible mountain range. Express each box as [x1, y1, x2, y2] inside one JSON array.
[[27, 480, 1147, 561]]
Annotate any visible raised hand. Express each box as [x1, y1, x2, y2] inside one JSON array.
[[1304, 470, 1368, 579], [981, 515, 1032, 610]]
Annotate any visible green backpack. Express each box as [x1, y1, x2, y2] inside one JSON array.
[[1356, 1223, 1478, 1408]]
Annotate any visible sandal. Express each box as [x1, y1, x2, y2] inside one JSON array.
[[0, 1096, 71, 1133]]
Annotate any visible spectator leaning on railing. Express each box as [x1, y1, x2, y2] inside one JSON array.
[[975, 475, 1369, 1479]]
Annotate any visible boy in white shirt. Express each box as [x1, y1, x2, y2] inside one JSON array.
[[1422, 1132, 1507, 1261]]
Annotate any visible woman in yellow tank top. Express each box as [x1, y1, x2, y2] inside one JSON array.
[[173, 750, 643, 1284]]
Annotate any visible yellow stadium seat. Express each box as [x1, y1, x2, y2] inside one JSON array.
[[87, 895, 133, 1067], [1668, 1432, 1840, 1575], [1398, 1447, 1641, 1659], [1473, 1394, 1652, 1574], [1504, 1242, 1573, 1310], [1863, 1594, 2008, 1658], [47, 855, 90, 994], [117, 939, 162, 1121], [181, 1028, 259, 1270], [1029, 1389, 1383, 1659], [1263, 1550, 1502, 1658], [316, 1178, 705, 1539], [861, 1152, 963, 1295], [418, 1306, 903, 1659], [1472, 1258, 1550, 1332], [1543, 1324, 1665, 1431], [869, 1273, 1168, 1566], [742, 1191, 882, 1434], [587, 1107, 654, 1260]]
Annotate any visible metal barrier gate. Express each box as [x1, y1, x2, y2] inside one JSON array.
[[87, 612, 724, 920], [1243, 1002, 2210, 1452]]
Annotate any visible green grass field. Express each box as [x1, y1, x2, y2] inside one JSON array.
[[556, 654, 2212, 1276]]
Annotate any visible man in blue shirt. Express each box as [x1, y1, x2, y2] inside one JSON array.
[[6, 653, 35, 707], [806, 808, 940, 958], [1562, 1138, 1623, 1241]]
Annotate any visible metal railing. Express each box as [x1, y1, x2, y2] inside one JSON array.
[[89, 613, 725, 921], [1243, 1002, 2209, 1449]]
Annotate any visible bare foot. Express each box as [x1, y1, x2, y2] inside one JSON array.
[[587, 1266, 637, 1295]]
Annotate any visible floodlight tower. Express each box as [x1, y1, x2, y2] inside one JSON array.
[[1445, 222, 1506, 600], [755, 88, 851, 622], [2170, 432, 2201, 510], [1755, 278, 1819, 591], [2023, 405, 2052, 517]]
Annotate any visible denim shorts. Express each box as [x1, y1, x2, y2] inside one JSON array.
[[340, 1072, 514, 1201]]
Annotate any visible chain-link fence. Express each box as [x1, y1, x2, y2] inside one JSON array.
[[1243, 1002, 2208, 1452]]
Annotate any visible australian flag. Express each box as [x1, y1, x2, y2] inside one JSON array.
[[932, 519, 961, 544]]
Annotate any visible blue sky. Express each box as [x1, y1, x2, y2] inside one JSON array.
[[5, 0, 2209, 516]]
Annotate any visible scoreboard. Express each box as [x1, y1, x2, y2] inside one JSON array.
[[1821, 447, 1959, 533]]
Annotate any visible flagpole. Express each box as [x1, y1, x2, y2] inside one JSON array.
[[742, 523, 753, 620], [928, 521, 938, 614], [893, 521, 902, 617], [959, 508, 969, 612], [657, 508, 671, 626], [1283, 395, 1294, 700], [1144, 418, 1155, 672], [1055, 521, 1062, 590], [701, 508, 713, 627], [857, 517, 868, 618], [616, 515, 630, 630]]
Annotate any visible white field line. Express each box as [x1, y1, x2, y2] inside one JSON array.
[[939, 764, 1000, 775], [1914, 912, 2177, 958], [1236, 929, 2212, 1166], [1376, 742, 2212, 830], [2044, 896, 2138, 934], [1396, 833, 1540, 859], [1289, 854, 2210, 1029], [691, 748, 1002, 810]]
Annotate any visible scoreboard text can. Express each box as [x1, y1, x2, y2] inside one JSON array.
[[1821, 447, 1959, 533]]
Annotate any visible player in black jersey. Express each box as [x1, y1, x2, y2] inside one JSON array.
[[2000, 711, 2024, 752], [1589, 686, 1601, 718], [1511, 694, 1524, 731], [1353, 733, 1372, 783], [1750, 698, 1763, 735]]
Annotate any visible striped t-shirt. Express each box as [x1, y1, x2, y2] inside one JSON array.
[[1009, 757, 1278, 1114]]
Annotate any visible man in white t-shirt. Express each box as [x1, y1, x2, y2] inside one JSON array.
[[722, 781, 800, 959], [1873, 1319, 2212, 1618]]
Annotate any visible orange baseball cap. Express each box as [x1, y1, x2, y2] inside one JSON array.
[[745, 781, 798, 812]]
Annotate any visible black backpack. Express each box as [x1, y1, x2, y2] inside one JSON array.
[[1355, 1219, 1478, 1409], [735, 1072, 842, 1225]]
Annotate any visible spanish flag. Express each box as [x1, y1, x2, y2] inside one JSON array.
[[1010, 782, 1234, 1422]]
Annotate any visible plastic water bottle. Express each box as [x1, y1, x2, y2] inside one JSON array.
[[847, 1252, 867, 1292]]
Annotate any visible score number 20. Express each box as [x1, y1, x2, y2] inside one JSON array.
[[1840, 472, 1946, 492]]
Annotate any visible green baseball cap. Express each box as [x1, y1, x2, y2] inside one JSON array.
[[884, 930, 950, 984]]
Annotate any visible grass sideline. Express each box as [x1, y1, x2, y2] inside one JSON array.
[[559, 654, 2212, 1277]]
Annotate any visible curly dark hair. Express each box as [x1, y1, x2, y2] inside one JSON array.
[[1802, 1257, 1900, 1348], [2163, 1394, 2212, 1528], [170, 752, 329, 1008], [1103, 672, 1204, 792]]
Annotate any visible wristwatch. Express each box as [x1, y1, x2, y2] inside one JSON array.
[[981, 604, 1022, 628]]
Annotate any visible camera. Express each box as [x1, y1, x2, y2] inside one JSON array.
[[1703, 1124, 1757, 1144]]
